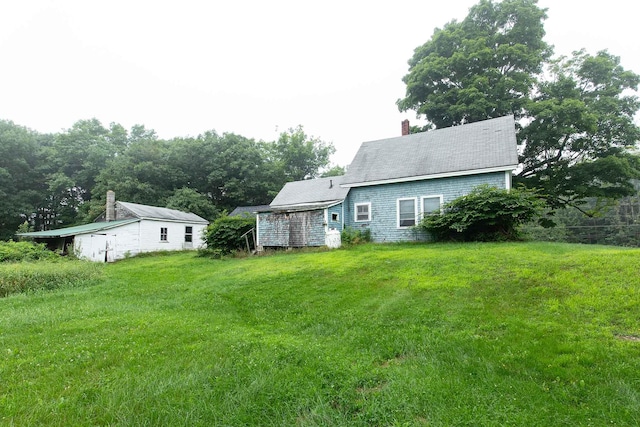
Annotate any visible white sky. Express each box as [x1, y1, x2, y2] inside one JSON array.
[[1, 1, 638, 167]]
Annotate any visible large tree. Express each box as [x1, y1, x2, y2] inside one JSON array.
[[397, 0, 640, 212], [268, 126, 335, 182], [0, 121, 50, 239], [398, 0, 551, 128], [517, 50, 640, 211]]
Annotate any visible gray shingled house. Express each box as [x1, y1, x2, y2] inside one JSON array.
[[257, 115, 519, 248]]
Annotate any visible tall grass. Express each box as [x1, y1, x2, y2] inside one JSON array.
[[1, 243, 639, 426], [0, 261, 103, 297]]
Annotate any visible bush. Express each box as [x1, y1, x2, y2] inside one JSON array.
[[0, 241, 58, 262], [203, 215, 256, 254], [418, 185, 544, 242], [341, 227, 372, 245]]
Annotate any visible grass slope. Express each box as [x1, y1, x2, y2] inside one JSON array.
[[1, 242, 639, 426]]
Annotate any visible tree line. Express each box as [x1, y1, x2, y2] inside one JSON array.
[[0, 120, 339, 240]]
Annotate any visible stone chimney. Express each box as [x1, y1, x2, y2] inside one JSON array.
[[401, 119, 410, 136], [106, 190, 116, 222]]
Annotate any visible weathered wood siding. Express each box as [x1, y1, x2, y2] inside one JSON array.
[[258, 210, 326, 248]]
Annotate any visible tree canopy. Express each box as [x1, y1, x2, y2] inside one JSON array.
[[397, 0, 640, 213], [0, 120, 336, 240]]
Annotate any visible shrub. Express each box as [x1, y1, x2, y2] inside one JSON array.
[[203, 215, 256, 254], [341, 227, 372, 245], [418, 185, 544, 242], [0, 241, 58, 262]]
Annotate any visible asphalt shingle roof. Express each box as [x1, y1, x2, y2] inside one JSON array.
[[269, 176, 350, 209], [118, 201, 209, 224], [341, 115, 518, 186]]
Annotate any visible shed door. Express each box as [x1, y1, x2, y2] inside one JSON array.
[[288, 211, 322, 247], [90, 234, 116, 262]]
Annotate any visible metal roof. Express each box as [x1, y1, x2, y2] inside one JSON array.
[[269, 176, 350, 209], [341, 115, 518, 186], [17, 219, 139, 238], [117, 201, 209, 224]]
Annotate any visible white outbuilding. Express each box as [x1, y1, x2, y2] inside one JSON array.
[[18, 191, 209, 262]]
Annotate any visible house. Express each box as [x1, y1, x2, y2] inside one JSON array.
[[257, 115, 519, 248], [18, 191, 209, 262], [257, 176, 349, 248]]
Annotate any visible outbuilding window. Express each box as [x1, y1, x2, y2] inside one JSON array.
[[397, 198, 417, 227], [185, 226, 193, 243], [160, 227, 168, 241], [354, 202, 371, 222]]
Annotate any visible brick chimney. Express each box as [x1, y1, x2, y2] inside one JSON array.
[[401, 119, 410, 136], [106, 190, 116, 222]]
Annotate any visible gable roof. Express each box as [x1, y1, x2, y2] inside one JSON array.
[[117, 201, 209, 224], [17, 219, 139, 238], [341, 115, 518, 187], [266, 176, 350, 212]]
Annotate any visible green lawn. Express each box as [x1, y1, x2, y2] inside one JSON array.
[[1, 242, 639, 426]]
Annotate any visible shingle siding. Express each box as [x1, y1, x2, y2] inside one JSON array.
[[344, 172, 507, 243], [258, 209, 330, 248]]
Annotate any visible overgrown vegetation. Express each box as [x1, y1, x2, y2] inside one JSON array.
[[202, 214, 256, 255], [340, 227, 372, 245], [0, 261, 102, 297], [0, 240, 58, 262], [1, 243, 638, 425], [419, 185, 544, 241]]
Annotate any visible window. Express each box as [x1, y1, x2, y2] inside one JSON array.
[[331, 212, 339, 222], [354, 202, 371, 222], [185, 226, 193, 243], [422, 195, 443, 216], [160, 227, 168, 241], [397, 198, 417, 227]]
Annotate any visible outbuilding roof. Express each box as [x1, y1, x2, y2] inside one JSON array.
[[266, 176, 350, 211], [117, 201, 209, 224], [229, 205, 272, 217], [17, 219, 139, 238], [341, 115, 518, 187]]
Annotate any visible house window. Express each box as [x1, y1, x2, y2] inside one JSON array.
[[185, 226, 193, 243], [422, 195, 443, 217], [397, 198, 417, 227], [160, 227, 168, 241], [354, 202, 371, 222], [331, 213, 339, 222]]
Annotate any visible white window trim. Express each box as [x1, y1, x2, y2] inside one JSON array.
[[397, 197, 418, 228], [420, 195, 444, 218], [354, 202, 371, 222]]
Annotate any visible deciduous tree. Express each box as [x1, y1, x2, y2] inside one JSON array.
[[398, 0, 640, 212]]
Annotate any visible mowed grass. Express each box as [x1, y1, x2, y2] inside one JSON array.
[[1, 242, 639, 426]]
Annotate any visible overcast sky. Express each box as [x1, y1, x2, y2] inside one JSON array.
[[1, 1, 638, 167]]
